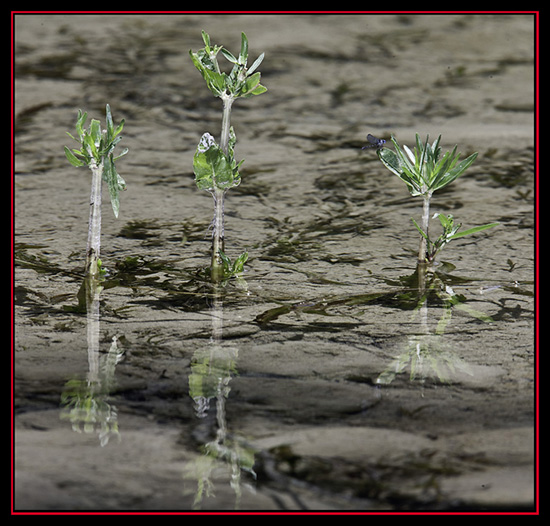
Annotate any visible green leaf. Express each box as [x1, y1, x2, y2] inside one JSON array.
[[83, 134, 98, 161], [227, 126, 243, 180], [449, 222, 499, 239], [114, 119, 125, 138], [218, 249, 248, 279], [431, 151, 477, 192], [113, 147, 129, 162], [66, 131, 79, 142], [415, 134, 426, 174], [89, 119, 102, 148], [411, 218, 429, 241], [238, 71, 262, 97], [189, 50, 226, 97], [193, 133, 237, 192], [430, 148, 455, 185], [106, 104, 114, 140], [233, 251, 248, 273], [75, 110, 87, 138], [436, 213, 454, 230], [103, 156, 126, 218], [391, 136, 419, 181], [218, 249, 232, 268], [247, 52, 264, 76], [102, 135, 122, 157], [202, 66, 227, 96], [221, 48, 238, 64], [239, 32, 249, 65], [377, 147, 401, 177], [430, 135, 442, 161], [378, 147, 422, 196], [64, 146, 85, 167], [447, 150, 478, 178], [246, 83, 267, 97], [201, 30, 211, 49]]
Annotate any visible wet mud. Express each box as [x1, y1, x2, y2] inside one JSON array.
[[14, 14, 535, 511]]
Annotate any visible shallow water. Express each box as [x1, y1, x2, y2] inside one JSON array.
[[14, 13, 535, 511]]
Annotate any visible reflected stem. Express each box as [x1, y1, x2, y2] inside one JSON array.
[[85, 276, 102, 384]]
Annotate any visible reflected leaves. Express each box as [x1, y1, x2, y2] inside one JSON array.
[[184, 344, 256, 509], [256, 266, 495, 386], [59, 278, 124, 447]]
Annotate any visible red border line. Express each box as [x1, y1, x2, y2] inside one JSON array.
[[11, 10, 539, 516]]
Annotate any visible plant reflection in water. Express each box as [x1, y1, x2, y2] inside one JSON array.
[[183, 284, 256, 510], [256, 263, 495, 388], [376, 264, 493, 387], [59, 277, 124, 447]]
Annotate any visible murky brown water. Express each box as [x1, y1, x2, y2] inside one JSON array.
[[14, 13, 535, 511]]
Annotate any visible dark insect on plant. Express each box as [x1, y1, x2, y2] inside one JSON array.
[[376, 133, 498, 265]]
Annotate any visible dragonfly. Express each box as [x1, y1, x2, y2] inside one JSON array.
[[362, 134, 386, 150]]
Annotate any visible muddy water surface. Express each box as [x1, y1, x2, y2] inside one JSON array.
[[14, 14, 535, 511]]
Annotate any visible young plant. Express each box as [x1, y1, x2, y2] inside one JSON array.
[[376, 134, 497, 265], [64, 104, 128, 279], [190, 31, 266, 283], [218, 250, 248, 287], [413, 212, 499, 265]]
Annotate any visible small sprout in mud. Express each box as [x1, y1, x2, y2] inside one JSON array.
[[218, 250, 248, 281], [64, 104, 128, 278], [96, 258, 108, 278], [190, 31, 266, 283], [376, 134, 498, 265], [197, 250, 249, 288]]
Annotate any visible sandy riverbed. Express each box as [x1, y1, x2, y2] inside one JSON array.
[[14, 13, 535, 512]]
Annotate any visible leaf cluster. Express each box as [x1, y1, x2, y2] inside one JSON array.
[[189, 31, 267, 100], [375, 133, 498, 263], [193, 128, 243, 193], [413, 213, 499, 263], [218, 250, 248, 280], [377, 134, 478, 197], [64, 104, 128, 217]]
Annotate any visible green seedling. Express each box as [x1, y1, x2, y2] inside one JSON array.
[[64, 104, 128, 278], [219, 250, 248, 283], [190, 30, 266, 283], [412, 212, 499, 265], [377, 134, 498, 265]]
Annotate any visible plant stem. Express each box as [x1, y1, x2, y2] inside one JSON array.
[[219, 94, 234, 155], [86, 159, 103, 279], [418, 191, 432, 265], [211, 189, 225, 282], [85, 275, 102, 372], [211, 94, 234, 283]]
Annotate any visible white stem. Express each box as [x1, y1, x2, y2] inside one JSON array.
[[211, 95, 234, 283], [220, 95, 234, 155], [418, 191, 431, 264], [211, 189, 225, 282], [85, 276, 101, 384], [86, 160, 103, 278]]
